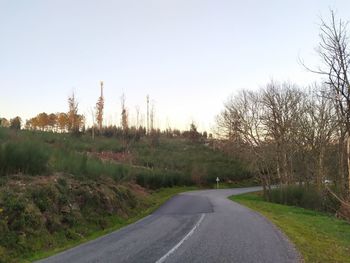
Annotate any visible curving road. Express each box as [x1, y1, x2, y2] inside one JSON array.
[[38, 187, 300, 263]]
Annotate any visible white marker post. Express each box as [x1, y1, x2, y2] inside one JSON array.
[[216, 177, 220, 189]]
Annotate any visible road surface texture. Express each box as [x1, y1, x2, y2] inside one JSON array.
[[38, 187, 300, 263]]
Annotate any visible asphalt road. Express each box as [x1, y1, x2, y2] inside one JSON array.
[[38, 187, 300, 263]]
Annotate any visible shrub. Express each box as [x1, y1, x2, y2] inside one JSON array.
[[0, 245, 13, 263], [268, 185, 341, 213], [51, 149, 128, 181], [135, 168, 192, 189], [0, 141, 49, 176], [31, 186, 59, 212], [0, 128, 10, 141]]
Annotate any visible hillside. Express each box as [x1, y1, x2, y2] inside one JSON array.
[[0, 128, 252, 261]]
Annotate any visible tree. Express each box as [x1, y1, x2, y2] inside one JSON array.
[[68, 92, 80, 134], [147, 95, 150, 134], [308, 11, 350, 194], [218, 80, 350, 201], [48, 113, 57, 131], [135, 105, 140, 128], [218, 90, 274, 197], [203, 131, 208, 139], [189, 122, 200, 143], [10, 116, 21, 130], [95, 81, 104, 133], [150, 101, 155, 132], [260, 82, 304, 185], [57, 112, 68, 132], [0, 118, 10, 128], [121, 93, 128, 132], [37, 112, 49, 131], [297, 85, 337, 189], [26, 116, 39, 130]]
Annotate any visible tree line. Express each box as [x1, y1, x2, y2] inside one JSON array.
[[0, 83, 209, 142], [217, 83, 339, 190], [217, 11, 350, 203], [0, 116, 21, 130], [24, 93, 84, 133]]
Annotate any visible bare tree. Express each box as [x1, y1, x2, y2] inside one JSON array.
[[146, 95, 150, 135], [260, 82, 304, 185], [150, 101, 155, 132], [121, 93, 128, 132], [90, 107, 96, 139], [68, 92, 80, 134], [296, 85, 337, 189], [135, 105, 140, 128], [216, 97, 242, 142], [218, 90, 273, 197], [308, 11, 350, 193], [95, 81, 104, 133], [217, 83, 338, 196]]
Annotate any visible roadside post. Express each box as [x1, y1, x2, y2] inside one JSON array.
[[216, 177, 220, 189]]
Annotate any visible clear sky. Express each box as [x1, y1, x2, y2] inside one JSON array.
[[1, 0, 349, 131]]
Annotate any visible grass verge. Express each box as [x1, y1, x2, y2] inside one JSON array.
[[27, 186, 197, 262], [230, 192, 350, 263]]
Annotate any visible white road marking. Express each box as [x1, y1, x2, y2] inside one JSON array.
[[155, 213, 205, 263]]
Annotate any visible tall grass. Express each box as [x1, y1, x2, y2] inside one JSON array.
[[0, 129, 130, 181], [0, 140, 49, 176], [51, 149, 129, 181], [132, 137, 251, 185], [0, 128, 252, 188], [0, 128, 8, 141]]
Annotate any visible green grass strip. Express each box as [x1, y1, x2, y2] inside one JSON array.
[[230, 192, 350, 263]]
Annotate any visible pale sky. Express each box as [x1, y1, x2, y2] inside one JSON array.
[[1, 0, 349, 131]]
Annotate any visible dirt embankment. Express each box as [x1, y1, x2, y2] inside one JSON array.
[[0, 174, 151, 262]]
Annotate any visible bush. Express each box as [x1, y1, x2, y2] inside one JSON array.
[[31, 186, 59, 212], [0, 141, 49, 176], [0, 128, 10, 141], [51, 149, 129, 181], [135, 168, 192, 189], [268, 185, 341, 213]]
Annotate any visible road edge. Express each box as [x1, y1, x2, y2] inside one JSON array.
[[229, 194, 303, 263]]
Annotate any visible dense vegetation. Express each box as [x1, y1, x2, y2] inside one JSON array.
[[0, 127, 251, 261], [0, 127, 250, 187], [231, 192, 350, 263], [216, 11, 350, 221]]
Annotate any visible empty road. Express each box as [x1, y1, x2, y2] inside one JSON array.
[[38, 187, 299, 263]]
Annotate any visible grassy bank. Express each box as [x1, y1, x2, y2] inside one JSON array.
[[0, 127, 252, 188], [27, 186, 197, 262], [0, 127, 253, 262], [230, 193, 350, 263]]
